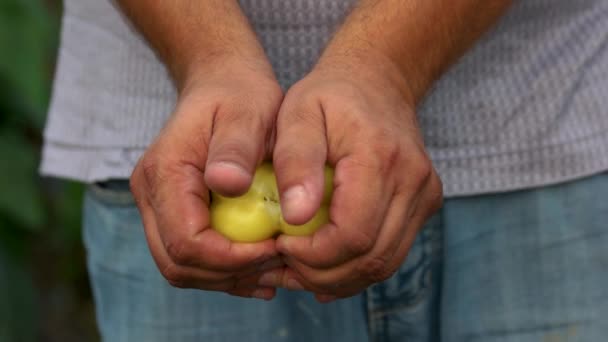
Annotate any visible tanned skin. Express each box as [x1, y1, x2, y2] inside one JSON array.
[[122, 0, 512, 301]]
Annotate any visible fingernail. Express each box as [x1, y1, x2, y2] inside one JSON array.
[[287, 278, 304, 290], [252, 289, 272, 300], [282, 185, 309, 217], [258, 272, 278, 287]]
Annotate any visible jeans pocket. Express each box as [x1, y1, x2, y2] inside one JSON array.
[[83, 179, 147, 277], [87, 180, 134, 206], [364, 216, 443, 341], [371, 215, 443, 307]]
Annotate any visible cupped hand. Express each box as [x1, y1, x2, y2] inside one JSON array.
[[130, 58, 284, 300], [265, 54, 443, 302]]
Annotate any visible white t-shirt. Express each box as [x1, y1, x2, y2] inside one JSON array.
[[41, 0, 608, 197]]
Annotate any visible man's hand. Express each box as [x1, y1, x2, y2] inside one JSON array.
[[260, 0, 511, 301], [118, 0, 286, 299], [130, 58, 284, 300], [264, 54, 443, 301]]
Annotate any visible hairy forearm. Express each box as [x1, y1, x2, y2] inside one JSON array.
[[320, 0, 513, 103], [115, 0, 271, 89]]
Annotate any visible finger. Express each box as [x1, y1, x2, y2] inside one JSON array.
[[205, 103, 276, 196], [271, 267, 364, 298], [132, 163, 277, 277], [174, 260, 285, 293], [277, 140, 436, 269], [227, 267, 288, 300], [273, 91, 328, 225], [381, 170, 442, 274], [254, 257, 286, 273], [281, 172, 441, 296], [276, 155, 392, 268], [280, 209, 416, 297], [134, 153, 278, 271], [279, 190, 416, 293], [130, 179, 240, 289], [226, 287, 277, 300], [236, 256, 286, 284], [138, 198, 273, 291]]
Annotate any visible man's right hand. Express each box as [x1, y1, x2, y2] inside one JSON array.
[[130, 57, 284, 300], [116, 0, 285, 300]]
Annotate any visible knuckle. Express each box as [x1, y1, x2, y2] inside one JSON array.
[[167, 278, 188, 289], [343, 230, 375, 256], [165, 240, 193, 266], [375, 140, 403, 172], [409, 154, 433, 184], [128, 176, 138, 197], [359, 130, 407, 175], [129, 171, 144, 207], [160, 263, 186, 286], [358, 257, 395, 284], [430, 195, 443, 215], [428, 175, 445, 213], [140, 155, 164, 191]]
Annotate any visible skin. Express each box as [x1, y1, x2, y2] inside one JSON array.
[[266, 0, 513, 301], [122, 0, 513, 301], [122, 0, 285, 300]]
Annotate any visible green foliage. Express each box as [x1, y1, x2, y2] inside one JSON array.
[[0, 0, 59, 232], [0, 129, 44, 231], [0, 0, 96, 341], [0, 0, 58, 128], [0, 241, 37, 342]]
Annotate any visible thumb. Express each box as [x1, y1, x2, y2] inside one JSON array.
[[205, 107, 274, 197], [273, 96, 328, 225]]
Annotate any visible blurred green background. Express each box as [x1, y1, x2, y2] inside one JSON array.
[[0, 1, 99, 341]]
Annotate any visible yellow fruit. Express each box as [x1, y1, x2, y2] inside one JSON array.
[[210, 162, 333, 242]]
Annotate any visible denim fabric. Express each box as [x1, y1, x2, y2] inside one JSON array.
[[439, 174, 608, 342], [83, 182, 369, 342], [83, 173, 608, 341]]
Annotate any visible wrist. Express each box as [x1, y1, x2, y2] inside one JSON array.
[[314, 0, 512, 106], [116, 0, 273, 92], [178, 52, 278, 95], [315, 44, 417, 107]]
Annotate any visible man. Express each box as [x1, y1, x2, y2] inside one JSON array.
[[41, 0, 608, 341]]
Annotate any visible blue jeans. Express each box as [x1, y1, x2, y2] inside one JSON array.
[[83, 173, 608, 341]]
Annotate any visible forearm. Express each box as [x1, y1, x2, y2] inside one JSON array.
[[319, 0, 513, 103], [115, 0, 271, 89]]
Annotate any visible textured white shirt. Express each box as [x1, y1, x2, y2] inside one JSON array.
[[41, 0, 608, 197]]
